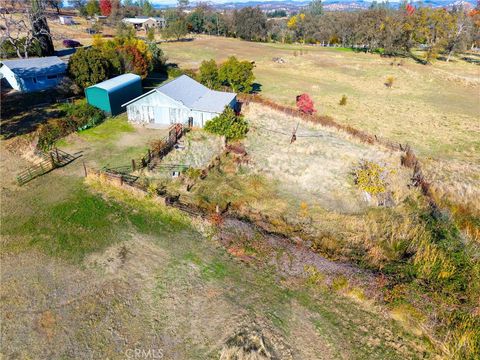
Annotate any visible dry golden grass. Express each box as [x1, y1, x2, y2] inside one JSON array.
[[161, 35, 479, 224], [243, 103, 412, 213]]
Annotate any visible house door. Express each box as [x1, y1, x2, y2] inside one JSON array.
[[169, 108, 180, 124], [142, 106, 155, 123]]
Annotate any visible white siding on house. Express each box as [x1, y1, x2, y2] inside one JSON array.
[[0, 66, 20, 91], [126, 91, 221, 127]]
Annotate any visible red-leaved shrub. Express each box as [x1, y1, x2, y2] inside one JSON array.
[[296, 93, 316, 114]]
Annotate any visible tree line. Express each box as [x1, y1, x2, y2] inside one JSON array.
[[177, 0, 480, 63], [2, 0, 479, 64]]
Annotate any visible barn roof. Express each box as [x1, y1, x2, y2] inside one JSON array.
[[0, 56, 66, 78], [88, 73, 141, 93], [122, 75, 236, 113]]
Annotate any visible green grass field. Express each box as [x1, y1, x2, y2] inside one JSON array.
[[0, 115, 434, 359]]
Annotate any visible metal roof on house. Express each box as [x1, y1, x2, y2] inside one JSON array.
[[135, 16, 164, 20], [156, 75, 236, 113], [0, 56, 66, 77], [124, 16, 164, 24], [88, 73, 141, 93], [191, 90, 237, 113]]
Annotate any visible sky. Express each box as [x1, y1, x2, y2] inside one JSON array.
[[149, 0, 309, 4]]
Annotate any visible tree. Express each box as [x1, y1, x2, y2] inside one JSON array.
[[147, 42, 166, 72], [68, 47, 111, 88], [30, 0, 54, 56], [99, 0, 112, 16], [141, 0, 154, 16], [204, 106, 249, 141], [118, 45, 149, 78], [233, 7, 267, 41], [296, 93, 316, 114], [445, 7, 472, 61], [307, 0, 323, 16], [162, 17, 188, 40], [177, 0, 189, 11], [0, 9, 42, 58], [85, 0, 100, 16], [68, 0, 87, 16], [412, 7, 453, 63], [116, 21, 136, 40], [46, 0, 63, 14], [218, 56, 255, 93], [198, 59, 220, 89]]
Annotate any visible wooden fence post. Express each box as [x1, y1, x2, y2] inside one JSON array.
[[132, 159, 136, 172], [49, 153, 55, 168]]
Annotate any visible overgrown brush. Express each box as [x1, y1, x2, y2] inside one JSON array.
[[357, 200, 480, 359], [354, 160, 387, 195], [204, 107, 249, 141], [37, 101, 105, 151], [385, 76, 395, 88]]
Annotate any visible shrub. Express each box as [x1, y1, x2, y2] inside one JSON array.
[[204, 107, 249, 141], [62, 39, 82, 48], [185, 168, 202, 181], [150, 139, 167, 153], [198, 59, 220, 89], [218, 56, 255, 93], [296, 93, 316, 114], [339, 95, 347, 106], [37, 101, 105, 150], [118, 45, 149, 79], [332, 275, 349, 291], [167, 66, 196, 79], [354, 160, 387, 195], [0, 37, 42, 59], [67, 47, 111, 89], [385, 76, 395, 88]]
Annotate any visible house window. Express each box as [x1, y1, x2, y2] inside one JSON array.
[[47, 74, 57, 80]]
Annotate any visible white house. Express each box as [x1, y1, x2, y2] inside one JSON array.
[[123, 16, 166, 30], [122, 75, 237, 128], [59, 15, 74, 25], [0, 56, 67, 93]]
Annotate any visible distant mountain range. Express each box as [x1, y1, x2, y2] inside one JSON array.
[[152, 0, 476, 11]]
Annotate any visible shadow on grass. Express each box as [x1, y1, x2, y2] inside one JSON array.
[[143, 71, 169, 90], [251, 82, 262, 94], [0, 89, 73, 139], [1, 106, 66, 140]]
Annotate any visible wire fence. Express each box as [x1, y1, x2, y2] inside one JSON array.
[[239, 93, 439, 212]]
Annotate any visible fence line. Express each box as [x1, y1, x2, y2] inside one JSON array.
[[239, 93, 438, 211], [131, 123, 186, 172], [17, 148, 78, 186]]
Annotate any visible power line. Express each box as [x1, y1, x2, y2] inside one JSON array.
[[251, 124, 329, 139]]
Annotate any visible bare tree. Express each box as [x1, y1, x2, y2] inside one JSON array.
[[0, 0, 54, 58]]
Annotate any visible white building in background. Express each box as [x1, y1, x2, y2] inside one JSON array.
[[59, 15, 74, 25], [123, 16, 166, 31]]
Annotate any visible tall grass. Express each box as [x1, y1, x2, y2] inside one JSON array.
[[353, 197, 480, 359]]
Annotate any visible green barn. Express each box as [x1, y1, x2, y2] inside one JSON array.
[[85, 73, 143, 116]]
